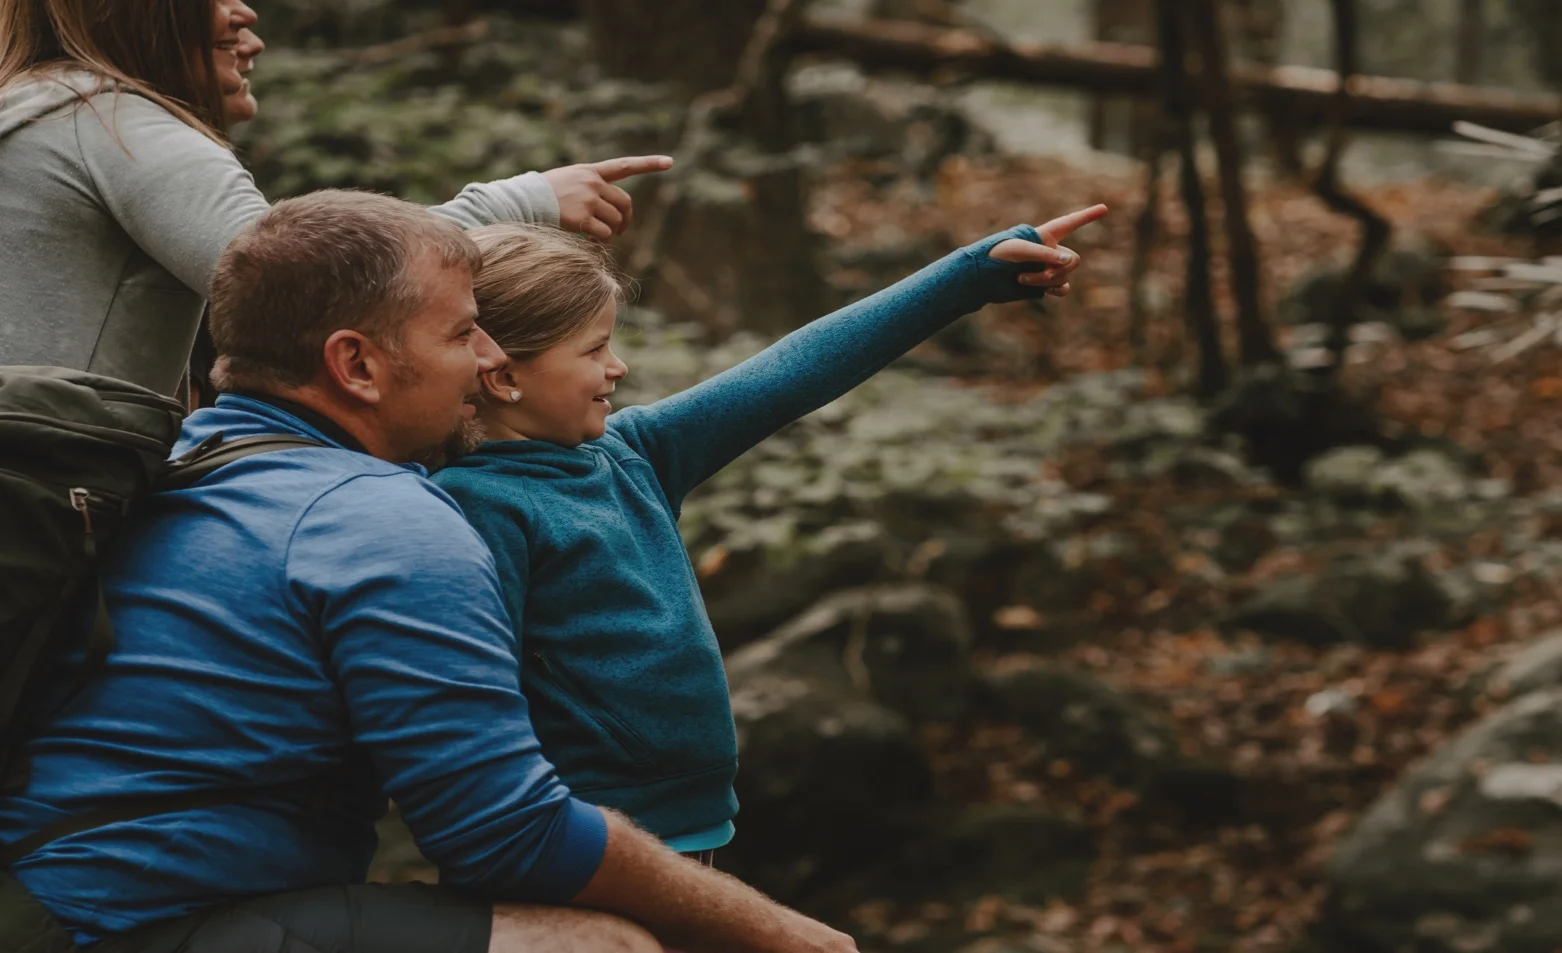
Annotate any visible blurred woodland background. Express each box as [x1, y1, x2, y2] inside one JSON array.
[[238, 1, 1562, 950]]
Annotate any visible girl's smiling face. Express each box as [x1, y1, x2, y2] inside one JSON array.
[[481, 299, 627, 447]]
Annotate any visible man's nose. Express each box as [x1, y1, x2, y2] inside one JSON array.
[[232, 1, 259, 27], [473, 328, 506, 374]]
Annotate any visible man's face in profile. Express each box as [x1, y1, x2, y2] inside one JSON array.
[[376, 253, 503, 467]]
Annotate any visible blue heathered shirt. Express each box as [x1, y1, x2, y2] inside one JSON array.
[[433, 224, 1053, 846], [0, 397, 607, 945]]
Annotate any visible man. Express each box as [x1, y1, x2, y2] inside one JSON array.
[[0, 190, 858, 953]]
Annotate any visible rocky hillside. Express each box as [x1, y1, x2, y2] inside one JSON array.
[[238, 6, 1562, 951]]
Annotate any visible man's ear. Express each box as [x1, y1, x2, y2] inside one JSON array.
[[480, 364, 521, 403], [321, 329, 390, 405]]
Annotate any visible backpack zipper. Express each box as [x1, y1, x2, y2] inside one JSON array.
[[70, 487, 102, 558]]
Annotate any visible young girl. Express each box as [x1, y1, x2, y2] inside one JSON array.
[[432, 207, 1107, 857]]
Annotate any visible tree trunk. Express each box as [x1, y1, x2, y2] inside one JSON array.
[[1127, 135, 1166, 361], [580, 0, 772, 95], [1156, 0, 1225, 396], [1189, 0, 1277, 366], [583, 0, 826, 337], [1313, 0, 1391, 367]]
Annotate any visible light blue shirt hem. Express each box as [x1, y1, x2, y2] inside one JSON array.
[[663, 820, 735, 854]]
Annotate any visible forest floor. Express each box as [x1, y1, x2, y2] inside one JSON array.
[[809, 154, 1562, 953]]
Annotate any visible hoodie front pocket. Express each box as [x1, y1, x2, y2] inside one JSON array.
[[529, 650, 654, 765]]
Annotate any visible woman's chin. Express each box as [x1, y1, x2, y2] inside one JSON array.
[[222, 93, 258, 126]]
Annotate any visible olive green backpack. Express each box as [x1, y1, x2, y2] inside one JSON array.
[[0, 366, 321, 952]]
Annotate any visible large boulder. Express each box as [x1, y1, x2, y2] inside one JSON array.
[[700, 521, 895, 651], [802, 804, 1097, 940], [719, 587, 968, 900], [976, 663, 1177, 785], [975, 663, 1241, 825], [1207, 364, 1382, 485], [1224, 552, 1456, 649], [1322, 689, 1562, 953]]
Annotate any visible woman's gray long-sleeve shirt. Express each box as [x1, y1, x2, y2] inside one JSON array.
[[0, 72, 560, 395]]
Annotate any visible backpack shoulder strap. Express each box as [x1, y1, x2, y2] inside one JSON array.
[[1, 433, 330, 796], [158, 433, 328, 493]]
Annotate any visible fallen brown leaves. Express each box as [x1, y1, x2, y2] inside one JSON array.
[[810, 154, 1562, 952]]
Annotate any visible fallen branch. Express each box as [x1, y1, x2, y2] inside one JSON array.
[[789, 15, 1562, 135]]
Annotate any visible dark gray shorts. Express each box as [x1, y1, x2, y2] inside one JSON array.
[[92, 883, 491, 953]]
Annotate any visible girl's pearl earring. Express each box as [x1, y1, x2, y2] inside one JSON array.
[[509, 391, 521, 403]]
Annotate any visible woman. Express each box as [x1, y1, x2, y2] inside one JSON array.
[[0, 0, 669, 396]]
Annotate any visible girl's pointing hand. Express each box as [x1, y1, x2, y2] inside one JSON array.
[[988, 204, 1110, 298]]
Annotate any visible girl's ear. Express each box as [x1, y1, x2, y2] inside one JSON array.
[[480, 365, 520, 402]]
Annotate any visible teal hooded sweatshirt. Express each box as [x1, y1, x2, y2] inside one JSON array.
[[433, 224, 1055, 849]]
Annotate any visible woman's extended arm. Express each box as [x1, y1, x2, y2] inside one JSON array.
[[75, 91, 658, 295], [610, 209, 1106, 506]]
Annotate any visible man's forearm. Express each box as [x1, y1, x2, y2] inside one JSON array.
[[570, 811, 856, 953]]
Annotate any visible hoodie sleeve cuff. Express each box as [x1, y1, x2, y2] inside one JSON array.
[[530, 797, 608, 902], [431, 171, 562, 229]]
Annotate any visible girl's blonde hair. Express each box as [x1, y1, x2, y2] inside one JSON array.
[[0, 0, 226, 143], [468, 224, 630, 362]]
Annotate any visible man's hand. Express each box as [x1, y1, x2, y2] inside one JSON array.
[[988, 203, 1110, 298], [542, 156, 675, 240]]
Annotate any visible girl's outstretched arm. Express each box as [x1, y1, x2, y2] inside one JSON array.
[[611, 206, 1108, 507]]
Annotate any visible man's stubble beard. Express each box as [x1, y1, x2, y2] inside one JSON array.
[[388, 355, 488, 471], [409, 416, 487, 472]]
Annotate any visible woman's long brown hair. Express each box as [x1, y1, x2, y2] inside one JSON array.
[[0, 0, 226, 142]]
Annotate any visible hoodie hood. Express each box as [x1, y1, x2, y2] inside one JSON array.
[[0, 70, 108, 140]]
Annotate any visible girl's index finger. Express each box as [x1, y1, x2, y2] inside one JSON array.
[[1035, 204, 1110, 245]]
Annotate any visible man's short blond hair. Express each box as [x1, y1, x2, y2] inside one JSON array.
[[209, 190, 482, 392]]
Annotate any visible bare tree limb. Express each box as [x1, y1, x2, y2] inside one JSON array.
[[1312, 0, 1393, 367], [1189, 0, 1277, 366]]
